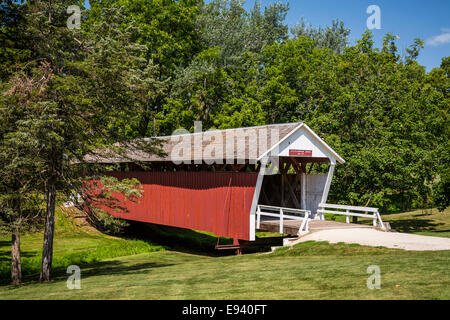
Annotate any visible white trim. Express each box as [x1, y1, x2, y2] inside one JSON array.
[[300, 123, 345, 164], [318, 203, 379, 213], [249, 160, 266, 241], [301, 172, 306, 210], [257, 123, 345, 164], [257, 123, 303, 161], [320, 163, 335, 203]]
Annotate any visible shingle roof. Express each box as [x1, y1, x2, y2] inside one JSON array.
[[83, 122, 301, 164]]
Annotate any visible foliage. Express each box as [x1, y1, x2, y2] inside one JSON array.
[[0, 0, 163, 281], [260, 31, 448, 210], [0, 0, 448, 286], [161, 0, 289, 132], [89, 0, 203, 137], [291, 17, 350, 54], [82, 176, 144, 235]]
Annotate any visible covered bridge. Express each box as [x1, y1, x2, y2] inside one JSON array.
[[85, 122, 382, 244]]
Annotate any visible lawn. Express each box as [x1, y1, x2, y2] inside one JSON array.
[[0, 206, 449, 299], [327, 207, 450, 238], [0, 207, 165, 285], [380, 208, 450, 238], [0, 242, 449, 299]]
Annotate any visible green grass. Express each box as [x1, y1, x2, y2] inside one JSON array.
[[0, 242, 448, 299], [0, 206, 449, 299], [380, 207, 450, 238], [0, 207, 164, 284], [125, 219, 285, 254], [326, 207, 450, 238], [0, 206, 279, 284]]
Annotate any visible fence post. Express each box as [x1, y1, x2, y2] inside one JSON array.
[[375, 210, 385, 230], [319, 205, 325, 220], [305, 211, 310, 232], [373, 211, 378, 227], [256, 206, 261, 229], [345, 209, 350, 224], [280, 208, 284, 234]]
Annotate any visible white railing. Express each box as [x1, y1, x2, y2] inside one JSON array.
[[256, 205, 311, 236], [317, 203, 385, 230]]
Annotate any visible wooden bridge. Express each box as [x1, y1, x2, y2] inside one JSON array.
[[258, 218, 373, 235], [256, 203, 385, 236]]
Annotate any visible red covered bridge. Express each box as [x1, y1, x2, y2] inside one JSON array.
[[84, 122, 350, 244]]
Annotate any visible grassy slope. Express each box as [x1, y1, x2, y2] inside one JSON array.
[[0, 207, 164, 284], [380, 208, 450, 238], [0, 207, 449, 299], [327, 207, 450, 238], [0, 242, 448, 299]]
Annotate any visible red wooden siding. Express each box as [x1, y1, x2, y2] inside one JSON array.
[[90, 172, 258, 240]]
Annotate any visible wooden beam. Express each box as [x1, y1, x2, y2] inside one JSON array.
[[279, 158, 290, 175], [290, 157, 305, 173]]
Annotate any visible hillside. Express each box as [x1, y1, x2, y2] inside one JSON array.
[[0, 207, 449, 299]]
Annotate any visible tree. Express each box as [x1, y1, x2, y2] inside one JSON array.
[[0, 0, 30, 81], [0, 105, 44, 285], [0, 0, 44, 285], [429, 56, 450, 211], [164, 0, 289, 132], [259, 30, 447, 211], [2, 1, 161, 281], [291, 17, 350, 54], [89, 0, 203, 137]]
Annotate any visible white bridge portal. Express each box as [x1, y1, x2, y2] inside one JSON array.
[[249, 123, 385, 240]]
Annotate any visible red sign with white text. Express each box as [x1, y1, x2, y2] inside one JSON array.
[[289, 149, 312, 156]]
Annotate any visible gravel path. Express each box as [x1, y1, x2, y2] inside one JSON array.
[[291, 228, 450, 251]]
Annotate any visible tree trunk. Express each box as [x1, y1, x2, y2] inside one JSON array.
[[11, 226, 22, 285], [40, 179, 56, 282]]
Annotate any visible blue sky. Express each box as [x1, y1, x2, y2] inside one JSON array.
[[241, 0, 449, 72]]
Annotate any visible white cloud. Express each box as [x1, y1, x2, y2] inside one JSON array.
[[426, 28, 450, 46]]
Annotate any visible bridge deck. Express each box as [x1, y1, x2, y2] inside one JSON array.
[[258, 218, 372, 236]]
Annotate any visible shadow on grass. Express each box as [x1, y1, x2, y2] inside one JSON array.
[[0, 240, 38, 263], [122, 221, 277, 257], [388, 219, 445, 233], [1, 255, 174, 287], [432, 229, 450, 233], [0, 240, 9, 247], [51, 260, 175, 282], [1, 260, 175, 288], [122, 221, 233, 257]]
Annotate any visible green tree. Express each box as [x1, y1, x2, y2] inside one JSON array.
[[0, 91, 44, 284], [260, 31, 447, 211], [1, 1, 160, 281], [0, 0, 44, 285], [0, 0, 30, 81], [164, 0, 289, 132], [291, 17, 350, 54], [89, 0, 203, 137], [429, 56, 450, 211]]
